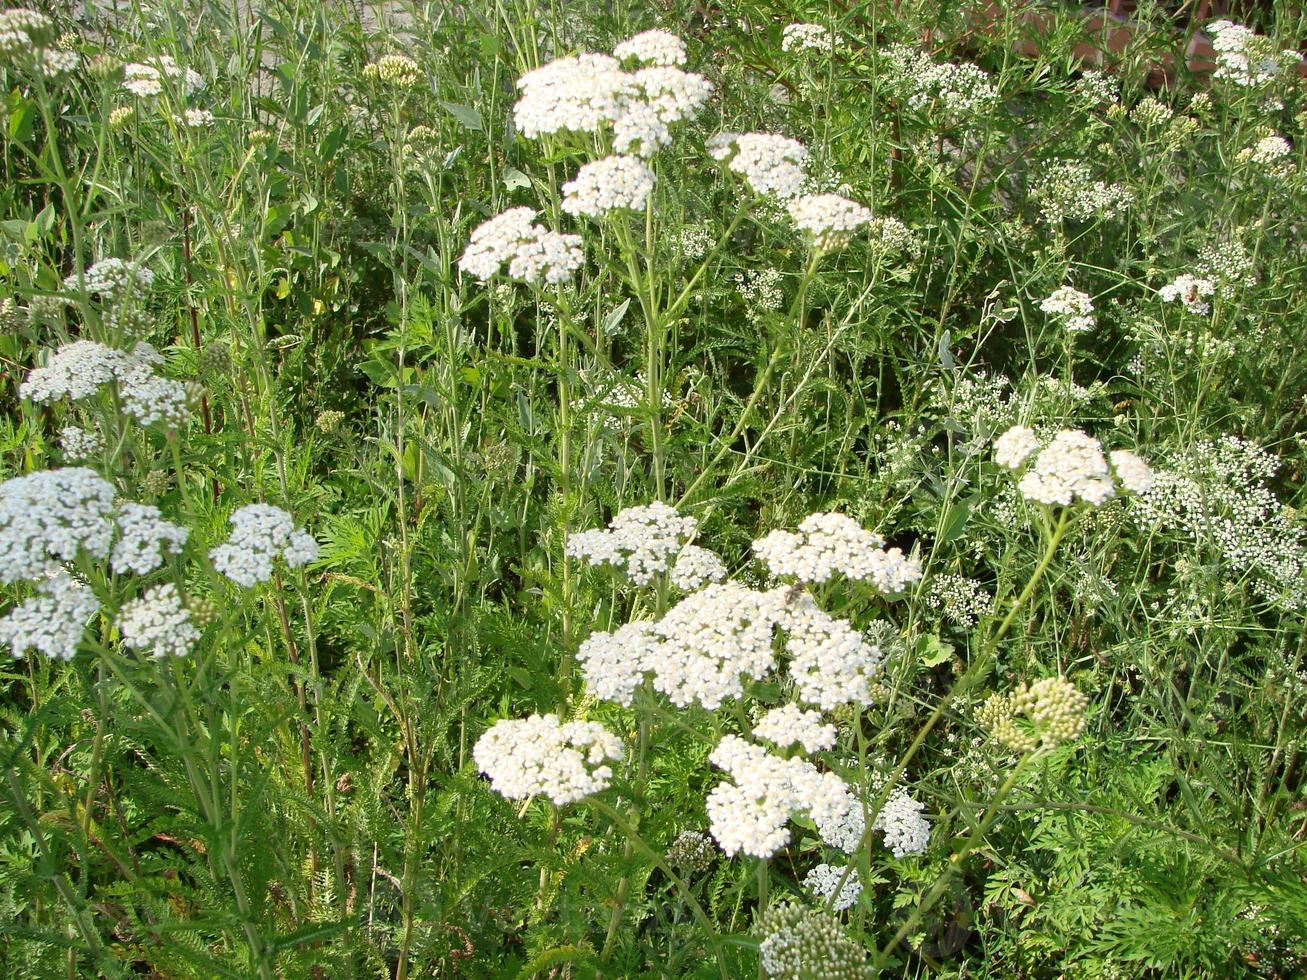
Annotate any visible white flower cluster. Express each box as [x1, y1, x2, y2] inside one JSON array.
[[513, 43, 711, 156], [781, 23, 833, 54], [0, 9, 76, 78], [752, 512, 921, 593], [0, 467, 117, 583], [182, 108, 214, 128], [561, 154, 655, 218], [1196, 240, 1257, 291], [21, 340, 189, 427], [734, 267, 784, 314], [803, 864, 861, 912], [1207, 20, 1301, 87], [564, 501, 698, 585], [926, 574, 993, 628], [473, 713, 622, 805], [613, 28, 686, 67], [1034, 161, 1133, 224], [458, 207, 584, 285], [1159, 273, 1216, 314], [123, 55, 204, 99], [996, 428, 1153, 507], [575, 620, 661, 706], [669, 544, 726, 591], [882, 44, 998, 119], [59, 425, 104, 460], [1040, 285, 1095, 333], [754, 704, 836, 753], [874, 788, 931, 858], [708, 132, 810, 199], [110, 503, 189, 575], [779, 591, 885, 710], [1132, 436, 1307, 608], [0, 572, 99, 660], [117, 583, 199, 658], [68, 258, 155, 302], [209, 503, 318, 587], [786, 194, 872, 251], [706, 734, 858, 858]]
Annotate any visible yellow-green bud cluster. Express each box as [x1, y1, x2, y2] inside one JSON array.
[[363, 54, 419, 89], [757, 901, 871, 979], [315, 409, 345, 434], [978, 677, 1088, 755]]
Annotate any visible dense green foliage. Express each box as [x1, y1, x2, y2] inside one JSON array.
[[1, 1, 1305, 976]]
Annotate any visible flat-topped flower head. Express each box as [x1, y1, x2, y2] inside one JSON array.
[[0, 467, 116, 584], [458, 207, 584, 285], [576, 620, 661, 706], [118, 583, 199, 658], [803, 864, 861, 911], [1016, 430, 1115, 507], [362, 53, 419, 88], [514, 53, 634, 138], [122, 55, 203, 98], [562, 155, 656, 217], [755, 704, 836, 753], [1207, 20, 1301, 87], [66, 258, 155, 303], [779, 592, 885, 710], [1159, 274, 1215, 314], [753, 512, 921, 592], [22, 340, 190, 428], [209, 503, 317, 587], [1040, 285, 1095, 333], [564, 501, 698, 585], [1109, 450, 1153, 494], [0, 572, 99, 660], [613, 29, 686, 67], [757, 901, 870, 978], [978, 676, 1088, 754], [874, 788, 930, 857], [993, 424, 1039, 469], [787, 194, 872, 251], [474, 713, 622, 805], [708, 132, 810, 199], [111, 502, 189, 575], [669, 544, 726, 591], [781, 23, 834, 54]]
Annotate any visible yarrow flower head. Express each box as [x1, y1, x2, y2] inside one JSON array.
[[0, 9, 77, 78], [67, 258, 154, 304], [803, 864, 861, 911], [561, 154, 655, 217], [756, 901, 871, 979], [993, 425, 1039, 470], [1109, 450, 1153, 494], [753, 512, 921, 593], [1206, 20, 1301, 87], [21, 340, 190, 427], [209, 503, 318, 587], [781, 23, 834, 54], [473, 713, 622, 805], [1013, 430, 1116, 507], [458, 207, 584, 285], [669, 544, 726, 591], [1040, 285, 1095, 333], [1159, 273, 1216, 314], [613, 29, 686, 67], [117, 583, 199, 658], [111, 502, 189, 575], [778, 592, 886, 710], [978, 677, 1089, 754], [754, 704, 836, 753], [59, 426, 103, 460], [564, 501, 698, 586], [1034, 161, 1133, 224], [926, 574, 993, 627], [708, 132, 810, 200], [0, 468, 116, 584], [873, 788, 930, 857], [882, 44, 998, 120], [0, 572, 99, 660], [122, 55, 204, 99], [786, 194, 872, 251]]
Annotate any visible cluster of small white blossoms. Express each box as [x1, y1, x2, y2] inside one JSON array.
[[803, 864, 861, 912], [1196, 239, 1258, 291], [457, 207, 583, 285], [706, 734, 860, 858], [779, 591, 886, 710], [1132, 436, 1306, 609], [786, 194, 872, 251], [995, 427, 1152, 505], [565, 501, 699, 585], [781, 23, 834, 54], [1206, 20, 1301, 88], [669, 544, 726, 591], [1129, 96, 1174, 128], [865, 216, 919, 259], [209, 503, 318, 587], [21, 340, 189, 428], [111, 503, 188, 575], [473, 713, 623, 805], [0, 9, 77, 78], [67, 258, 155, 304], [1040, 285, 1095, 333], [882, 43, 998, 119], [874, 787, 931, 858], [182, 108, 214, 128], [754, 704, 836, 753], [735, 267, 784, 315], [1033, 161, 1133, 224], [513, 39, 711, 156], [708, 132, 810, 199], [926, 574, 993, 628], [1238, 134, 1293, 176], [752, 512, 922, 594], [561, 154, 655, 218], [117, 583, 199, 658], [0, 572, 99, 660], [122, 55, 204, 98], [612, 28, 685, 67], [1159, 274, 1216, 314], [0, 467, 117, 584], [59, 425, 104, 461], [1074, 68, 1119, 106]]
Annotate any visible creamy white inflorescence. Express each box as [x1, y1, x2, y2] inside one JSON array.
[[209, 503, 318, 587], [754, 704, 837, 753], [117, 584, 200, 658], [874, 788, 931, 857], [458, 207, 584, 285], [1040, 285, 1096, 333], [707, 132, 810, 199], [613, 29, 686, 67], [561, 155, 656, 217], [803, 863, 861, 911], [669, 544, 727, 591], [752, 512, 921, 592], [1017, 430, 1116, 506], [474, 713, 623, 805], [0, 467, 117, 584], [110, 502, 189, 575], [993, 425, 1039, 470], [565, 501, 698, 586], [786, 194, 873, 251], [0, 572, 100, 660]]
